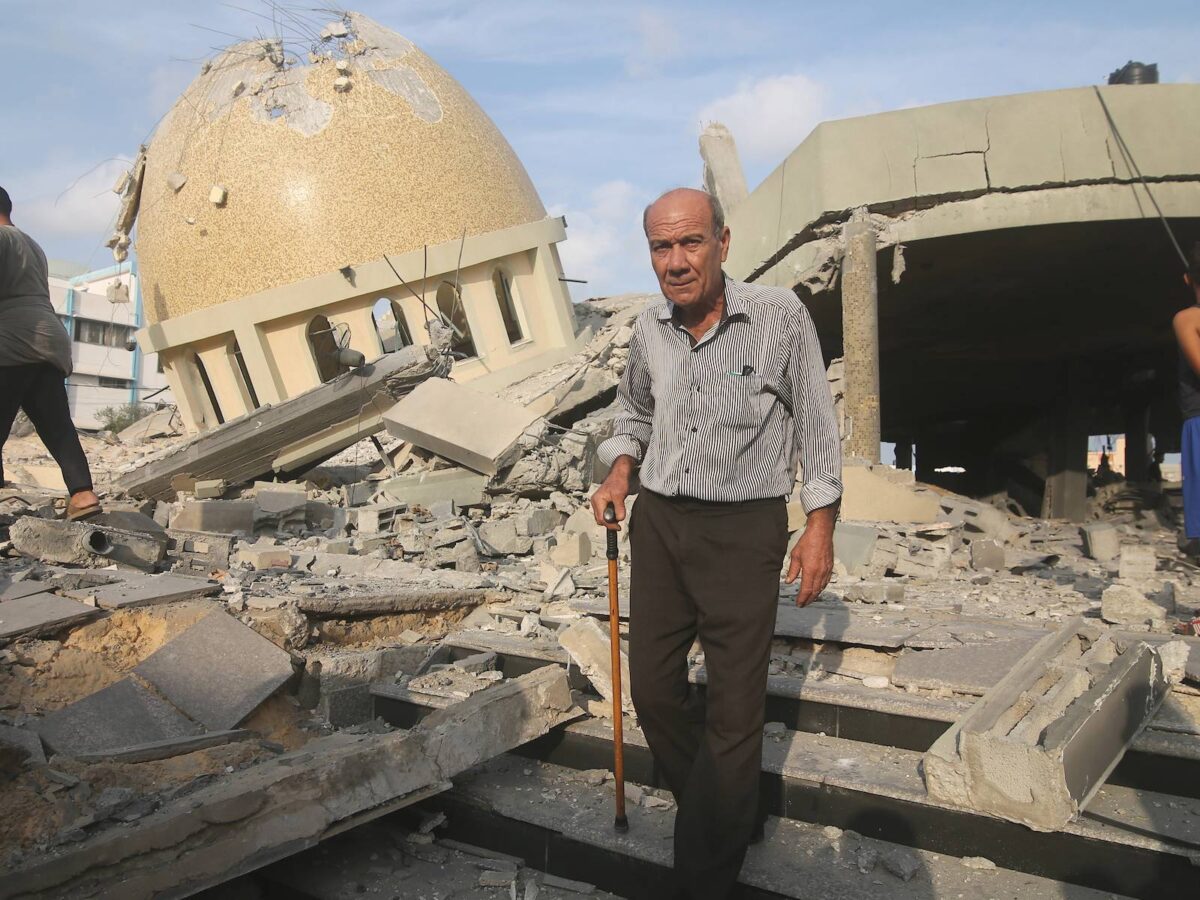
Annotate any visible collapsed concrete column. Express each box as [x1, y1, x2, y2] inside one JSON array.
[[1042, 361, 1087, 522], [698, 123, 749, 215], [1123, 403, 1150, 483], [841, 209, 881, 464]]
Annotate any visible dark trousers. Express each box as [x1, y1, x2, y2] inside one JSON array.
[[628, 489, 787, 900], [0, 363, 93, 495]]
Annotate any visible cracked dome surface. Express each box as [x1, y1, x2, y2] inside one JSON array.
[[136, 12, 546, 325]]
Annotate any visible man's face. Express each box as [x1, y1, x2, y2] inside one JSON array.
[[645, 191, 730, 309]]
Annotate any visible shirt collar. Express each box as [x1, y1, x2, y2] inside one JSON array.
[[656, 274, 747, 323]]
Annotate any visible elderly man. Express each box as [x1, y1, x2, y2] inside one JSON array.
[[591, 188, 842, 898], [0, 185, 101, 519]]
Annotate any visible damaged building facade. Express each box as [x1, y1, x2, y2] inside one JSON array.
[[116, 12, 580, 449], [706, 82, 1200, 521]]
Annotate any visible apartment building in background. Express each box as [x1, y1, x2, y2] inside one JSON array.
[[46, 260, 172, 430]]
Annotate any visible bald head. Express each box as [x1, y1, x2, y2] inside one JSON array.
[[642, 187, 730, 312], [643, 188, 724, 237]]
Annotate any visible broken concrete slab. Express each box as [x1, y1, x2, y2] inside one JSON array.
[[63, 572, 219, 609], [0, 723, 47, 767], [969, 539, 1006, 571], [478, 520, 534, 556], [37, 676, 204, 758], [833, 522, 877, 575], [1100, 583, 1175, 625], [937, 496, 1018, 543], [557, 617, 633, 715], [840, 464, 941, 523], [295, 588, 504, 617], [891, 638, 1042, 695], [383, 379, 544, 475], [8, 516, 166, 570], [0, 592, 100, 641], [134, 610, 296, 730], [5, 665, 577, 900], [923, 618, 1169, 831], [550, 530, 592, 567], [165, 528, 235, 574], [117, 347, 450, 500], [1080, 522, 1120, 563]]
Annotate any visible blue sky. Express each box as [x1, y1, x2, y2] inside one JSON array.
[[1, 1, 1196, 297]]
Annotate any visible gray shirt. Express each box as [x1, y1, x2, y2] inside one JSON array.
[[0, 225, 73, 375], [597, 276, 842, 511]]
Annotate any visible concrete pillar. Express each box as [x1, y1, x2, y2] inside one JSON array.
[[699, 123, 749, 215], [1042, 362, 1088, 522], [234, 325, 285, 405], [841, 208, 881, 465], [1124, 404, 1150, 482]]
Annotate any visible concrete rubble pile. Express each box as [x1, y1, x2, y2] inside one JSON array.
[[2, 291, 1200, 895]]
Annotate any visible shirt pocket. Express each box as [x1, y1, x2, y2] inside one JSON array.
[[700, 373, 768, 432]]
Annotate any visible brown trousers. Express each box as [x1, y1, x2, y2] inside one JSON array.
[[628, 489, 787, 900]]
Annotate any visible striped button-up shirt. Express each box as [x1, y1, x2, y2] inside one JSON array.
[[597, 276, 843, 512]]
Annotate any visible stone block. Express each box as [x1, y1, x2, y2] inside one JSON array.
[[1117, 544, 1157, 581], [1079, 522, 1120, 563], [832, 523, 877, 575], [378, 468, 488, 508], [1100, 583, 1174, 625], [382, 379, 543, 475], [194, 479, 225, 500], [923, 618, 1168, 831], [479, 520, 533, 556], [515, 508, 565, 537], [0, 724, 46, 767], [170, 501, 256, 535], [970, 539, 1006, 571], [353, 504, 405, 534], [8, 517, 165, 571], [557, 617, 633, 714], [550, 531, 592, 567], [134, 610, 296, 730], [236, 543, 295, 571]]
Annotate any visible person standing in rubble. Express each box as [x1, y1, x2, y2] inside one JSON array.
[[1172, 240, 1200, 557], [0, 186, 102, 520], [591, 187, 842, 899]]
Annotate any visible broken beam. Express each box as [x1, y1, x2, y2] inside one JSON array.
[[1, 666, 577, 900]]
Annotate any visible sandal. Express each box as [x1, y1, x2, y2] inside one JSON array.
[[66, 502, 103, 521]]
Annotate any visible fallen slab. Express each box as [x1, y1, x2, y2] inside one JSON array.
[[133, 609, 296, 731], [63, 573, 218, 610], [0, 592, 99, 641], [117, 347, 450, 500], [383, 378, 543, 475], [923, 618, 1169, 831], [37, 677, 203, 758], [2, 665, 577, 900], [557, 617, 633, 715], [8, 517, 166, 570]]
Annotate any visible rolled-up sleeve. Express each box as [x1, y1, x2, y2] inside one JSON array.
[[788, 305, 843, 513], [597, 326, 654, 468]]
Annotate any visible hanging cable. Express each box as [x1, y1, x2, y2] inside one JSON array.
[[1093, 86, 1190, 272]]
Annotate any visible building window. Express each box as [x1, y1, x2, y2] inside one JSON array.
[[307, 315, 348, 383], [492, 269, 525, 344], [436, 282, 477, 358], [372, 298, 413, 352], [98, 376, 133, 389], [74, 318, 132, 348]]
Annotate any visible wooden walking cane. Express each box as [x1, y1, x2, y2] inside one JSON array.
[[603, 502, 629, 833]]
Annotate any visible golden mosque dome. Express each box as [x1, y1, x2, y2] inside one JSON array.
[[136, 12, 546, 325]]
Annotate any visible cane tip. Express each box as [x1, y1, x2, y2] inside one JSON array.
[[614, 815, 629, 833]]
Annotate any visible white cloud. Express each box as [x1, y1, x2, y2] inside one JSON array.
[[550, 180, 658, 299], [625, 10, 681, 77], [697, 72, 826, 164], [15, 158, 129, 245]]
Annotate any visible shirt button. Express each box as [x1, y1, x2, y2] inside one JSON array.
[[684, 468, 690, 474], [691, 427, 698, 433]]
